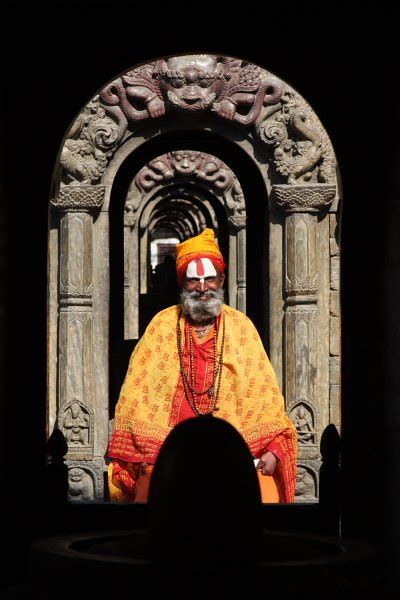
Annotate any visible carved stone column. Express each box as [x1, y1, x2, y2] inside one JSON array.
[[124, 206, 139, 340], [272, 184, 336, 502], [229, 215, 247, 313], [51, 185, 105, 500]]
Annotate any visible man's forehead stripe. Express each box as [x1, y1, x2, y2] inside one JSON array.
[[196, 259, 205, 276], [186, 258, 217, 278]]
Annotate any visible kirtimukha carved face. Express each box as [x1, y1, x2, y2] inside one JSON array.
[[168, 151, 203, 175], [159, 55, 225, 111]]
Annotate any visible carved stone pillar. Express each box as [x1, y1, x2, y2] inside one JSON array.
[[272, 184, 336, 502], [51, 185, 105, 500], [124, 208, 139, 340], [237, 222, 246, 314], [228, 215, 247, 313]]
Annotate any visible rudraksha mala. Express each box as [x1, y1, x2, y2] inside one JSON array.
[[176, 312, 225, 415]]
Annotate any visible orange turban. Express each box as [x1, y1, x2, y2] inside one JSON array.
[[175, 228, 226, 285]]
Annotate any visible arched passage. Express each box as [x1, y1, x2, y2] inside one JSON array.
[[123, 148, 247, 341], [48, 54, 340, 503]]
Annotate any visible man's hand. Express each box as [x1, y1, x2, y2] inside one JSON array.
[[256, 451, 277, 476]]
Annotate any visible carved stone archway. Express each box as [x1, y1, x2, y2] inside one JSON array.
[[123, 150, 246, 339], [48, 54, 340, 503]]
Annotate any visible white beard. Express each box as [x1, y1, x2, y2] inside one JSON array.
[[180, 288, 224, 323]]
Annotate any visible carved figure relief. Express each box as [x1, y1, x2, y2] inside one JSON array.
[[60, 402, 93, 459], [63, 402, 90, 445], [295, 466, 317, 501], [290, 402, 317, 446], [68, 467, 94, 502]]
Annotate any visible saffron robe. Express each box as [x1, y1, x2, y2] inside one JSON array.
[[108, 304, 297, 502]]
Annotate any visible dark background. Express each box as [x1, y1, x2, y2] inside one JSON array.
[[2, 0, 400, 588]]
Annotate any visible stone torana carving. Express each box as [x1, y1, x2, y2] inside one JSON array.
[[60, 55, 286, 187], [100, 55, 282, 125], [124, 151, 246, 228], [60, 55, 336, 187]]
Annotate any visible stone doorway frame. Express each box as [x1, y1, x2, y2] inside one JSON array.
[[48, 54, 340, 503], [123, 150, 246, 339]]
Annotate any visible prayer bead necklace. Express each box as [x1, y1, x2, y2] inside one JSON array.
[[176, 313, 225, 415]]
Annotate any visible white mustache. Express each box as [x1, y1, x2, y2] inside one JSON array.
[[180, 288, 224, 323], [187, 290, 219, 299]]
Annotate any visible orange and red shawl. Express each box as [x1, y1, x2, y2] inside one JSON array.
[[108, 304, 297, 502]]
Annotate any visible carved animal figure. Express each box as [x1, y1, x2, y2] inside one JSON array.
[[274, 110, 323, 184], [61, 139, 106, 184]]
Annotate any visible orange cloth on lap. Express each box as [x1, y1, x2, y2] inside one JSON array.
[[257, 471, 280, 503], [109, 463, 280, 503]]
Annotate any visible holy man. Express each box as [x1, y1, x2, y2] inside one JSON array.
[[108, 228, 297, 502]]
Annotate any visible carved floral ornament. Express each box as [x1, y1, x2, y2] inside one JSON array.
[[58, 54, 337, 191], [272, 184, 336, 213], [124, 150, 246, 229], [51, 185, 106, 210]]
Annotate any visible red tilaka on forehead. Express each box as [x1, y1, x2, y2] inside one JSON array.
[[196, 259, 205, 276]]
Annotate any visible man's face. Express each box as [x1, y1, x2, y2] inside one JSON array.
[[183, 258, 225, 298], [180, 258, 225, 322]]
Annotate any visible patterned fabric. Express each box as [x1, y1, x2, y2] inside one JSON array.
[[107, 459, 139, 502], [175, 228, 226, 284], [108, 304, 298, 502]]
